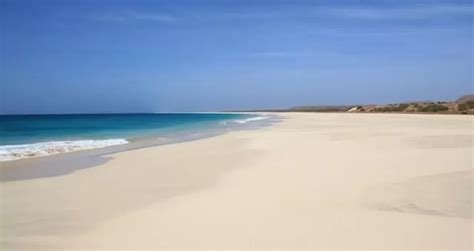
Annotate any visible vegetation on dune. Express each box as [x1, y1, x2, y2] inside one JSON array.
[[238, 94, 473, 114], [458, 101, 474, 112], [419, 104, 449, 113], [374, 103, 410, 112]]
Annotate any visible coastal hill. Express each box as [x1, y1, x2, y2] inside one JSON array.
[[457, 94, 474, 103], [236, 94, 474, 114], [344, 94, 474, 114]]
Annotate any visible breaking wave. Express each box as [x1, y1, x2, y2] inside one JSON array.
[[220, 116, 268, 125], [0, 139, 129, 162]]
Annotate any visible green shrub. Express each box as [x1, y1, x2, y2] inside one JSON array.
[[459, 103, 467, 111], [419, 104, 449, 112], [374, 104, 409, 112], [458, 101, 474, 111], [466, 101, 474, 109]]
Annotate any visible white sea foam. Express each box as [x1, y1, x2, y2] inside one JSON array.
[[219, 116, 268, 125], [0, 139, 129, 162], [232, 116, 268, 124]]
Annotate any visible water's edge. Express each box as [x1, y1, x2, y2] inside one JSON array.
[[0, 113, 275, 162], [0, 114, 282, 182]]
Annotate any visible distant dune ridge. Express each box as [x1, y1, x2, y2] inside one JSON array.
[[347, 94, 474, 114], [457, 94, 474, 103], [237, 94, 474, 114], [297, 94, 474, 114]]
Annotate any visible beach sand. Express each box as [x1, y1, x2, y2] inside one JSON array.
[[1, 113, 472, 250]]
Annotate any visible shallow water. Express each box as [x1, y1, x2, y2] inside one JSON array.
[[0, 113, 274, 161]]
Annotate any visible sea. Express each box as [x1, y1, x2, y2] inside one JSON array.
[[0, 113, 272, 162]]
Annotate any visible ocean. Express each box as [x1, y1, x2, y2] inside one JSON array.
[[0, 113, 270, 162]]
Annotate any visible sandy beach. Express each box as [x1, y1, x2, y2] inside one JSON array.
[[1, 113, 472, 250]]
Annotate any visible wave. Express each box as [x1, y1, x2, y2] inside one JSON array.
[[0, 139, 129, 162], [233, 116, 268, 124], [220, 116, 268, 125]]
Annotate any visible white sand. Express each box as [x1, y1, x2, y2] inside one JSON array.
[[1, 113, 472, 250]]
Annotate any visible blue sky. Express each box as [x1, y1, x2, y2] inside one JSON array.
[[1, 0, 472, 114]]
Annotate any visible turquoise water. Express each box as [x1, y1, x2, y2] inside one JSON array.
[[0, 113, 268, 161]]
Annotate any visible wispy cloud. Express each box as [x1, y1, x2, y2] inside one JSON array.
[[92, 4, 473, 24], [95, 10, 176, 23], [251, 52, 313, 57], [322, 4, 473, 20], [250, 51, 342, 58], [191, 3, 473, 22]]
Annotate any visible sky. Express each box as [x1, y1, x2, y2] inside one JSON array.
[[0, 0, 473, 114]]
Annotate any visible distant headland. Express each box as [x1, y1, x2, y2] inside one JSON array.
[[233, 94, 474, 114]]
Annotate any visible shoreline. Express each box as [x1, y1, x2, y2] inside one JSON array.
[[0, 114, 280, 182], [1, 113, 472, 249], [0, 113, 279, 164]]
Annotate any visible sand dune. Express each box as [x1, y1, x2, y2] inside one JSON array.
[[1, 113, 472, 249]]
